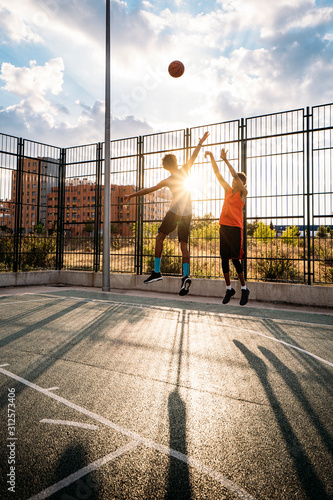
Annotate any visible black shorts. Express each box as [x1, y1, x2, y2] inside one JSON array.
[[158, 210, 192, 242], [219, 225, 244, 260]]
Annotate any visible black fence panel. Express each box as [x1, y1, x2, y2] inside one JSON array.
[[0, 102, 332, 284], [312, 104, 333, 284]]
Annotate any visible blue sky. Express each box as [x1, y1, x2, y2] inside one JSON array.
[[0, 0, 332, 147]]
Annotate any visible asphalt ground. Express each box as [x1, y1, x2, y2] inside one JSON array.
[[0, 285, 332, 500]]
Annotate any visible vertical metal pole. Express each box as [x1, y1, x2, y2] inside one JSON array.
[[13, 138, 24, 272], [305, 106, 312, 285], [241, 118, 247, 280], [102, 0, 111, 291], [56, 148, 66, 270], [94, 142, 102, 272]]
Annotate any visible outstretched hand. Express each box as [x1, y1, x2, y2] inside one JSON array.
[[199, 131, 210, 145], [204, 151, 213, 159], [124, 194, 131, 203], [220, 148, 228, 161]]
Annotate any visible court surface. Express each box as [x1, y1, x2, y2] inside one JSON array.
[[0, 285, 332, 500]]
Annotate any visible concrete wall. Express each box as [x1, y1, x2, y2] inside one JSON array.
[[0, 271, 332, 308]]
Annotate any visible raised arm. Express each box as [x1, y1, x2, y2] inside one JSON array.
[[183, 131, 210, 173], [124, 179, 168, 203], [204, 151, 230, 191], [220, 148, 248, 197]]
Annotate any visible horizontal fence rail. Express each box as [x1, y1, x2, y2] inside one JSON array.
[[0, 104, 332, 285]]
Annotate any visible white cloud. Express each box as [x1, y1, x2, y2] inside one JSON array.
[[0, 4, 43, 44], [1, 58, 64, 98]]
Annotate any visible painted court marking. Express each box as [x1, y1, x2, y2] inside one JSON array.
[[40, 419, 99, 431], [28, 441, 139, 500], [0, 365, 256, 500]]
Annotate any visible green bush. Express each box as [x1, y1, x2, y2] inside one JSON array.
[[0, 236, 14, 269], [281, 225, 300, 246], [21, 235, 56, 270], [316, 225, 331, 238], [254, 222, 276, 242], [256, 250, 300, 281], [143, 238, 181, 275]]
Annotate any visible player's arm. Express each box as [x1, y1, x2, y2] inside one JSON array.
[[124, 179, 168, 202], [204, 151, 230, 191], [183, 131, 210, 173], [220, 148, 248, 197]]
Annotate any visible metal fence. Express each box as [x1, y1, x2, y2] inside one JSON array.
[[0, 104, 332, 284]]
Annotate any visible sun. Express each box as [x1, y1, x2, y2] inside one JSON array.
[[184, 172, 202, 195]]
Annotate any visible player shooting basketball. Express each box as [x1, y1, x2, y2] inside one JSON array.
[[124, 131, 209, 296], [205, 148, 250, 306]]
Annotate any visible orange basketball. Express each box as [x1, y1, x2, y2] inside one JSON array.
[[168, 60, 185, 78]]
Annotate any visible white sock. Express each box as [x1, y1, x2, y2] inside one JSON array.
[[241, 286, 247, 290], [227, 285, 232, 290]]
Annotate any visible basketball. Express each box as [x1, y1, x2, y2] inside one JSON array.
[[168, 60, 185, 78]]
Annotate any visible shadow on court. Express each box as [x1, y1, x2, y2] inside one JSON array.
[[234, 340, 331, 500], [167, 309, 192, 500], [0, 298, 149, 411], [260, 317, 333, 391], [49, 444, 99, 500]]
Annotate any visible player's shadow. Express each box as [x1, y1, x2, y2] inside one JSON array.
[[166, 309, 192, 500], [167, 389, 191, 500], [49, 443, 99, 499], [234, 339, 330, 500], [258, 345, 333, 457]]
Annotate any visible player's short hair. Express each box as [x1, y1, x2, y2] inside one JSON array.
[[162, 153, 177, 169], [237, 172, 247, 186]]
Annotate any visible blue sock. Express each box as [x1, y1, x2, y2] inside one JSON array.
[[183, 263, 189, 277], [154, 258, 161, 273]]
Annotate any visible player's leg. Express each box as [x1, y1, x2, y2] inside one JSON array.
[[144, 211, 177, 284], [232, 259, 250, 306], [221, 257, 236, 304], [220, 226, 236, 304], [178, 215, 192, 296]]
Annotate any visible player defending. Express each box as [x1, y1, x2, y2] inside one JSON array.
[[205, 148, 250, 306], [124, 131, 209, 296]]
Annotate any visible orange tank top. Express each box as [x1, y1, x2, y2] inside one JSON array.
[[219, 188, 244, 228]]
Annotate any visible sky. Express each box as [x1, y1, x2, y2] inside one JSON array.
[[0, 0, 332, 148]]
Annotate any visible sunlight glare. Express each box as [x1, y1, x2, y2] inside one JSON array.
[[184, 172, 203, 195]]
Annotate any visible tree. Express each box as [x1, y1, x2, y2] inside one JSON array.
[[254, 222, 276, 242], [84, 220, 94, 234], [247, 218, 259, 237], [282, 225, 300, 246], [316, 225, 331, 238], [34, 221, 46, 235]]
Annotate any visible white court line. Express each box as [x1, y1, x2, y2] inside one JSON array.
[[40, 419, 99, 430], [0, 297, 67, 306], [220, 322, 333, 368], [0, 366, 256, 500], [28, 440, 139, 500]]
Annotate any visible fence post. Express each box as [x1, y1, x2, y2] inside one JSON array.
[[13, 138, 24, 272], [94, 142, 103, 272], [136, 136, 144, 275], [305, 106, 312, 285], [56, 148, 66, 270], [240, 118, 247, 280]]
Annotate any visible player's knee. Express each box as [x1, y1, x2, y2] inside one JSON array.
[[222, 258, 230, 274], [232, 259, 243, 274], [156, 231, 166, 242]]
